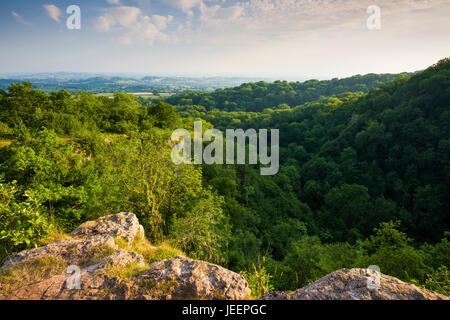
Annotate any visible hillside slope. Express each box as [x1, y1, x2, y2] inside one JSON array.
[[167, 72, 412, 112]]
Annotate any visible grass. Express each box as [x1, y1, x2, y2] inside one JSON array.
[[79, 245, 116, 267], [96, 233, 183, 280], [102, 261, 149, 279], [38, 228, 77, 246], [0, 256, 67, 294], [137, 278, 155, 291], [114, 234, 183, 266], [134, 278, 178, 297]]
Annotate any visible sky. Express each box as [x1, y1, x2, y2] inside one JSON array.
[[1, 0, 449, 79]]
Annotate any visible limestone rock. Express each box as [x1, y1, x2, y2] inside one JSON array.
[[1, 237, 116, 269], [135, 255, 251, 300], [2, 212, 144, 269], [0, 213, 251, 300], [72, 212, 143, 244], [0, 250, 144, 300], [259, 268, 448, 300]]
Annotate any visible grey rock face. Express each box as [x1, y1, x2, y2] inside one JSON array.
[[1, 212, 143, 269], [135, 255, 251, 300], [259, 268, 448, 300], [72, 212, 143, 244]]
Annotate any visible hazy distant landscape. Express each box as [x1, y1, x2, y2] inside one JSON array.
[[0, 73, 272, 94]]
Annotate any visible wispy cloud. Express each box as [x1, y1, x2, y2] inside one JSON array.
[[43, 4, 61, 23], [11, 11, 30, 25], [106, 0, 122, 5], [166, 0, 450, 45], [95, 6, 174, 44], [164, 0, 202, 12]]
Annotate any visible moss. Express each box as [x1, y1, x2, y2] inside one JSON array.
[[210, 289, 227, 300], [134, 278, 178, 298], [137, 278, 156, 295], [144, 279, 178, 297], [159, 279, 177, 293], [138, 278, 155, 290], [102, 261, 148, 279]]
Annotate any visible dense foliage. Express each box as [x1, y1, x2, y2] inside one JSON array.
[[0, 59, 448, 296], [167, 72, 412, 112]]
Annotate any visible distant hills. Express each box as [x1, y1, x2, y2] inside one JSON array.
[[167, 72, 415, 112], [0, 71, 417, 97], [0, 73, 272, 94]]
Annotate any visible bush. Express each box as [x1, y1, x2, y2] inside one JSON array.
[[240, 256, 274, 298], [0, 181, 49, 264], [424, 266, 449, 296]]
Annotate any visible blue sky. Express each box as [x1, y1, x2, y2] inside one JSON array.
[[1, 0, 450, 79]]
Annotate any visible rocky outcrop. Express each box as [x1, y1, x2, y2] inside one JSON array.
[[0, 249, 145, 300], [1, 212, 144, 269], [0, 212, 250, 300], [259, 268, 448, 300], [72, 212, 144, 245], [135, 256, 251, 300], [1, 238, 115, 269]]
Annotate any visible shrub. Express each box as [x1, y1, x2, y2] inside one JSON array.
[[240, 256, 274, 298]]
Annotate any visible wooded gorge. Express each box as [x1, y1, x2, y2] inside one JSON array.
[[0, 59, 449, 296]]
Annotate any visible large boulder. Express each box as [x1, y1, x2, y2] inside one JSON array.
[[1, 212, 144, 269], [134, 255, 251, 300], [259, 268, 448, 300], [1, 238, 116, 269], [0, 249, 145, 300], [72, 212, 145, 244]]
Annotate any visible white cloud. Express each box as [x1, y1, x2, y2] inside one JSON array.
[[175, 0, 450, 46], [165, 0, 202, 12], [151, 15, 174, 29], [93, 0, 450, 63], [95, 6, 174, 44], [43, 4, 61, 23], [199, 3, 244, 23], [12, 11, 30, 25], [107, 0, 122, 5]]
